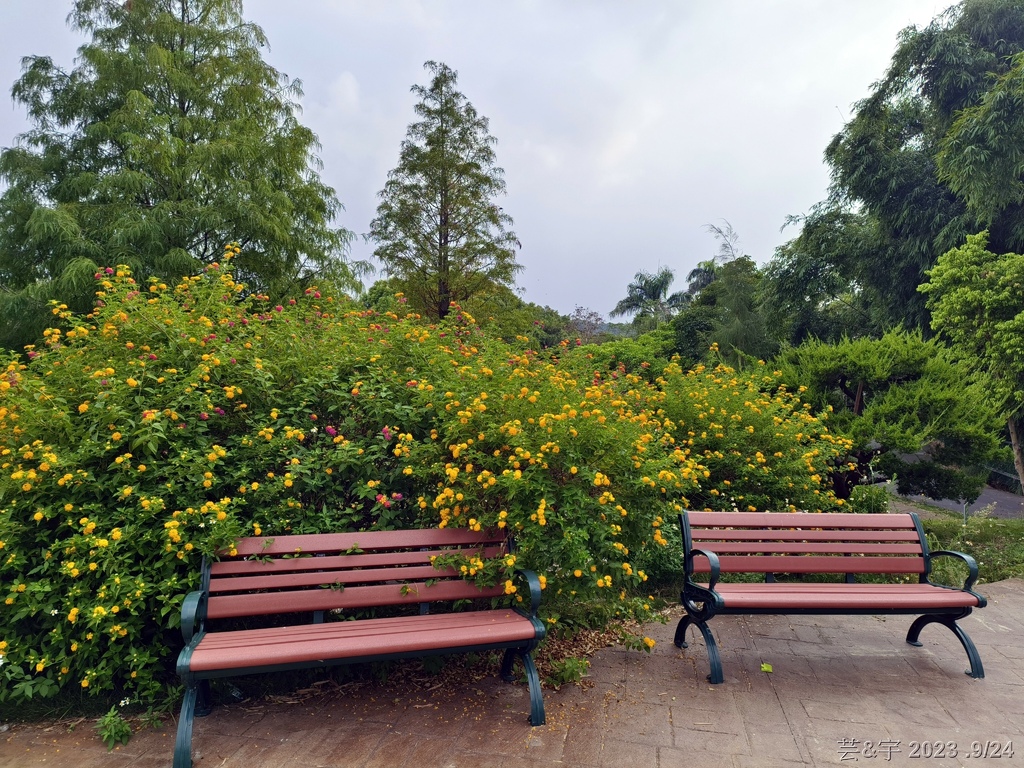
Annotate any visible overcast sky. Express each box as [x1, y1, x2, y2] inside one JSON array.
[[0, 1, 949, 318]]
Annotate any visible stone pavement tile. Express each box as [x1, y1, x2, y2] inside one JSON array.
[[875, 692, 959, 729], [223, 703, 323, 741], [669, 703, 744, 738], [790, 623, 830, 645], [990, 641, 1024, 659], [523, 722, 568, 761], [965, 608, 1024, 636], [730, 692, 789, 726], [559, 720, 605, 766], [442, 756, 566, 768], [0, 728, 131, 768], [198, 734, 297, 767], [744, 617, 803, 644], [672, 726, 748, 756], [287, 725, 387, 767], [899, 652, 955, 679], [663, 650, 711, 686], [599, 735, 659, 768], [118, 732, 175, 762], [359, 730, 435, 768], [618, 679, 682, 708], [799, 695, 895, 726], [604, 698, 672, 743], [828, 659, 934, 692], [787, 613, 845, 629], [190, 704, 266, 737], [965, 686, 1024, 718], [584, 649, 627, 685], [451, 712, 533, 757], [732, 755, 807, 768], [731, 646, 819, 684], [740, 726, 805, 764], [124, 753, 179, 768], [657, 746, 740, 768]]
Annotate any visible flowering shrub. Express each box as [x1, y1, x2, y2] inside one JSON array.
[[0, 254, 846, 705]]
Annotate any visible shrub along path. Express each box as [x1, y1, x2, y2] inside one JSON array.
[[2, 579, 1022, 767]]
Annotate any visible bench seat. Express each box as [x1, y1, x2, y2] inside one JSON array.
[[186, 608, 539, 673], [695, 582, 982, 612]]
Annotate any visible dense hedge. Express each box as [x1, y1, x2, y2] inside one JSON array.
[[0, 254, 847, 704]]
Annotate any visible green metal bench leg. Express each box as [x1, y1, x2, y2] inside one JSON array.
[[674, 615, 694, 648], [521, 652, 546, 726], [499, 648, 545, 726], [695, 621, 724, 684], [499, 647, 516, 682], [906, 613, 985, 679], [195, 679, 212, 717], [173, 684, 199, 768]]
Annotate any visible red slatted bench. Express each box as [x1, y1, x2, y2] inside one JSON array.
[[173, 528, 545, 768], [674, 511, 986, 684]]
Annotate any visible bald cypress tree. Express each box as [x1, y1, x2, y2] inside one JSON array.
[[370, 61, 521, 321], [0, 0, 354, 350]]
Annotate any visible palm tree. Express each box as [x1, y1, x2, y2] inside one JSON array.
[[610, 266, 687, 330], [684, 259, 719, 298], [681, 221, 743, 302]]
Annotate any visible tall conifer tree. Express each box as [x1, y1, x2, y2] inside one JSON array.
[[370, 61, 521, 320]]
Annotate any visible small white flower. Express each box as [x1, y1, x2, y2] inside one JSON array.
[[119, 697, 131, 707], [50, 609, 59, 616], [309, 427, 318, 434]]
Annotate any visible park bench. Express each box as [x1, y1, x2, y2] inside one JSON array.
[[173, 528, 545, 768], [675, 510, 987, 684]]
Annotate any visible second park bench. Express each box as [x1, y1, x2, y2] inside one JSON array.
[[674, 510, 987, 683]]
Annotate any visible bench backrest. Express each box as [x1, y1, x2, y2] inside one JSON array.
[[204, 528, 507, 620], [681, 511, 928, 577]]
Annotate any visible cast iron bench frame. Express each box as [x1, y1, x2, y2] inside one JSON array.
[[173, 528, 545, 768], [674, 510, 987, 683]]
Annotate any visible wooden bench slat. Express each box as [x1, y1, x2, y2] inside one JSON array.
[[690, 529, 921, 543], [692, 542, 923, 556], [688, 512, 918, 529], [690, 555, 927, 574], [207, 565, 471, 593], [209, 565, 464, 593], [228, 529, 505, 557], [210, 546, 504, 576], [189, 609, 536, 673], [206, 579, 506, 620]]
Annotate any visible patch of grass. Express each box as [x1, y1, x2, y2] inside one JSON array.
[[922, 512, 1024, 583]]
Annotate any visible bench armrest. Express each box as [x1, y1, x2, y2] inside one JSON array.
[[687, 548, 721, 591], [928, 550, 981, 593], [514, 569, 542, 619], [180, 590, 207, 643]]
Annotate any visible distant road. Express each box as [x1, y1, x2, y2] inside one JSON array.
[[891, 483, 1024, 520]]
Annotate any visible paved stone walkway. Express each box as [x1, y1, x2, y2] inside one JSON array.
[[3, 579, 1023, 767]]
